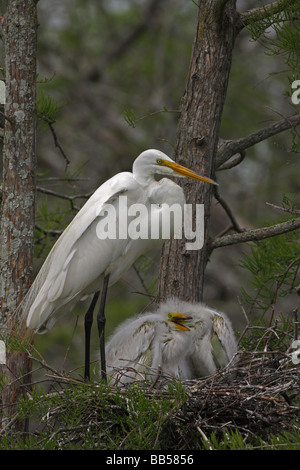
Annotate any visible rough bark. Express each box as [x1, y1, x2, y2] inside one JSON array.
[[157, 0, 238, 303], [0, 0, 37, 431]]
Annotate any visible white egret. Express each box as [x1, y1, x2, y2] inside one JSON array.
[[106, 298, 237, 384], [22, 149, 217, 381]]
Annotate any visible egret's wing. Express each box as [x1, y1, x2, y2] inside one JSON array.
[[185, 305, 237, 377], [106, 316, 156, 373], [189, 317, 218, 377], [211, 313, 237, 368], [22, 172, 142, 331]]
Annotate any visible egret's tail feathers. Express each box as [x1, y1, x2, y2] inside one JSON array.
[[47, 249, 76, 302], [26, 296, 53, 332]]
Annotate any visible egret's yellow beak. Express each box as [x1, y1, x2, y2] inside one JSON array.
[[168, 312, 192, 331], [162, 159, 218, 186]]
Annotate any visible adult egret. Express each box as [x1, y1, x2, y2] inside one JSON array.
[[106, 298, 237, 384], [22, 149, 217, 381]]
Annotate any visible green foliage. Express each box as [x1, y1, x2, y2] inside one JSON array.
[[123, 108, 137, 128], [238, 204, 299, 355], [244, 1, 300, 156], [2, 325, 300, 450], [34, 195, 75, 258], [245, 1, 300, 74], [200, 427, 300, 450], [0, 377, 189, 450], [239, 215, 299, 316], [37, 196, 69, 229], [123, 106, 179, 129], [37, 89, 64, 131], [2, 371, 300, 450]]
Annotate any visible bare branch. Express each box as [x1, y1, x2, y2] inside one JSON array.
[[36, 186, 93, 201], [213, 184, 245, 233], [35, 224, 63, 237], [237, 0, 298, 34], [216, 114, 300, 168], [209, 217, 300, 250], [46, 119, 70, 170], [217, 148, 246, 171], [266, 202, 300, 215]]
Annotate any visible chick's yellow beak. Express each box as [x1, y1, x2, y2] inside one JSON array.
[[162, 159, 218, 186], [168, 312, 192, 331]]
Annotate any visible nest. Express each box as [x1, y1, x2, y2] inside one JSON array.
[[2, 312, 300, 450], [11, 344, 298, 450], [103, 348, 300, 447], [181, 352, 300, 446]]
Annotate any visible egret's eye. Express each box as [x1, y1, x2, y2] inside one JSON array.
[[156, 158, 163, 165]]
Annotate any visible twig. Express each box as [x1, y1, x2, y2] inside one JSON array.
[[293, 308, 299, 341], [266, 202, 300, 216], [46, 120, 70, 170], [274, 256, 300, 289], [126, 108, 180, 128], [120, 275, 155, 299], [36, 185, 93, 201], [217, 150, 246, 171], [132, 263, 151, 296], [35, 224, 63, 237], [27, 353, 65, 378], [209, 217, 300, 250], [39, 115, 71, 170], [216, 114, 300, 169], [63, 315, 79, 369], [0, 413, 20, 436], [237, 0, 298, 33], [213, 184, 246, 233], [48, 424, 92, 442], [197, 426, 214, 450]]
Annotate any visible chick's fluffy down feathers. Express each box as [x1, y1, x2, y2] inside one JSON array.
[[105, 298, 238, 384]]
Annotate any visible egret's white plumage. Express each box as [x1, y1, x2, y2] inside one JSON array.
[[23, 150, 215, 333], [21, 149, 216, 379], [106, 298, 237, 384]]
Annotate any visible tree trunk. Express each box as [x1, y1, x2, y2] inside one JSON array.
[[158, 0, 238, 302], [0, 0, 37, 431]]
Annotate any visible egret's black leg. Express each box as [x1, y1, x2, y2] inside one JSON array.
[[84, 291, 100, 380], [97, 274, 110, 382]]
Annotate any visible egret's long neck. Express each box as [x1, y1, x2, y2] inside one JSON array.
[[134, 173, 156, 187], [132, 164, 156, 187]]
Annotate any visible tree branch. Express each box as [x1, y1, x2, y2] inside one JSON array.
[[35, 224, 63, 237], [216, 113, 300, 169], [236, 0, 298, 34], [266, 201, 300, 215], [209, 217, 300, 250], [42, 118, 70, 170], [36, 186, 93, 201], [217, 147, 246, 171], [36, 186, 93, 212], [213, 184, 245, 233]]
